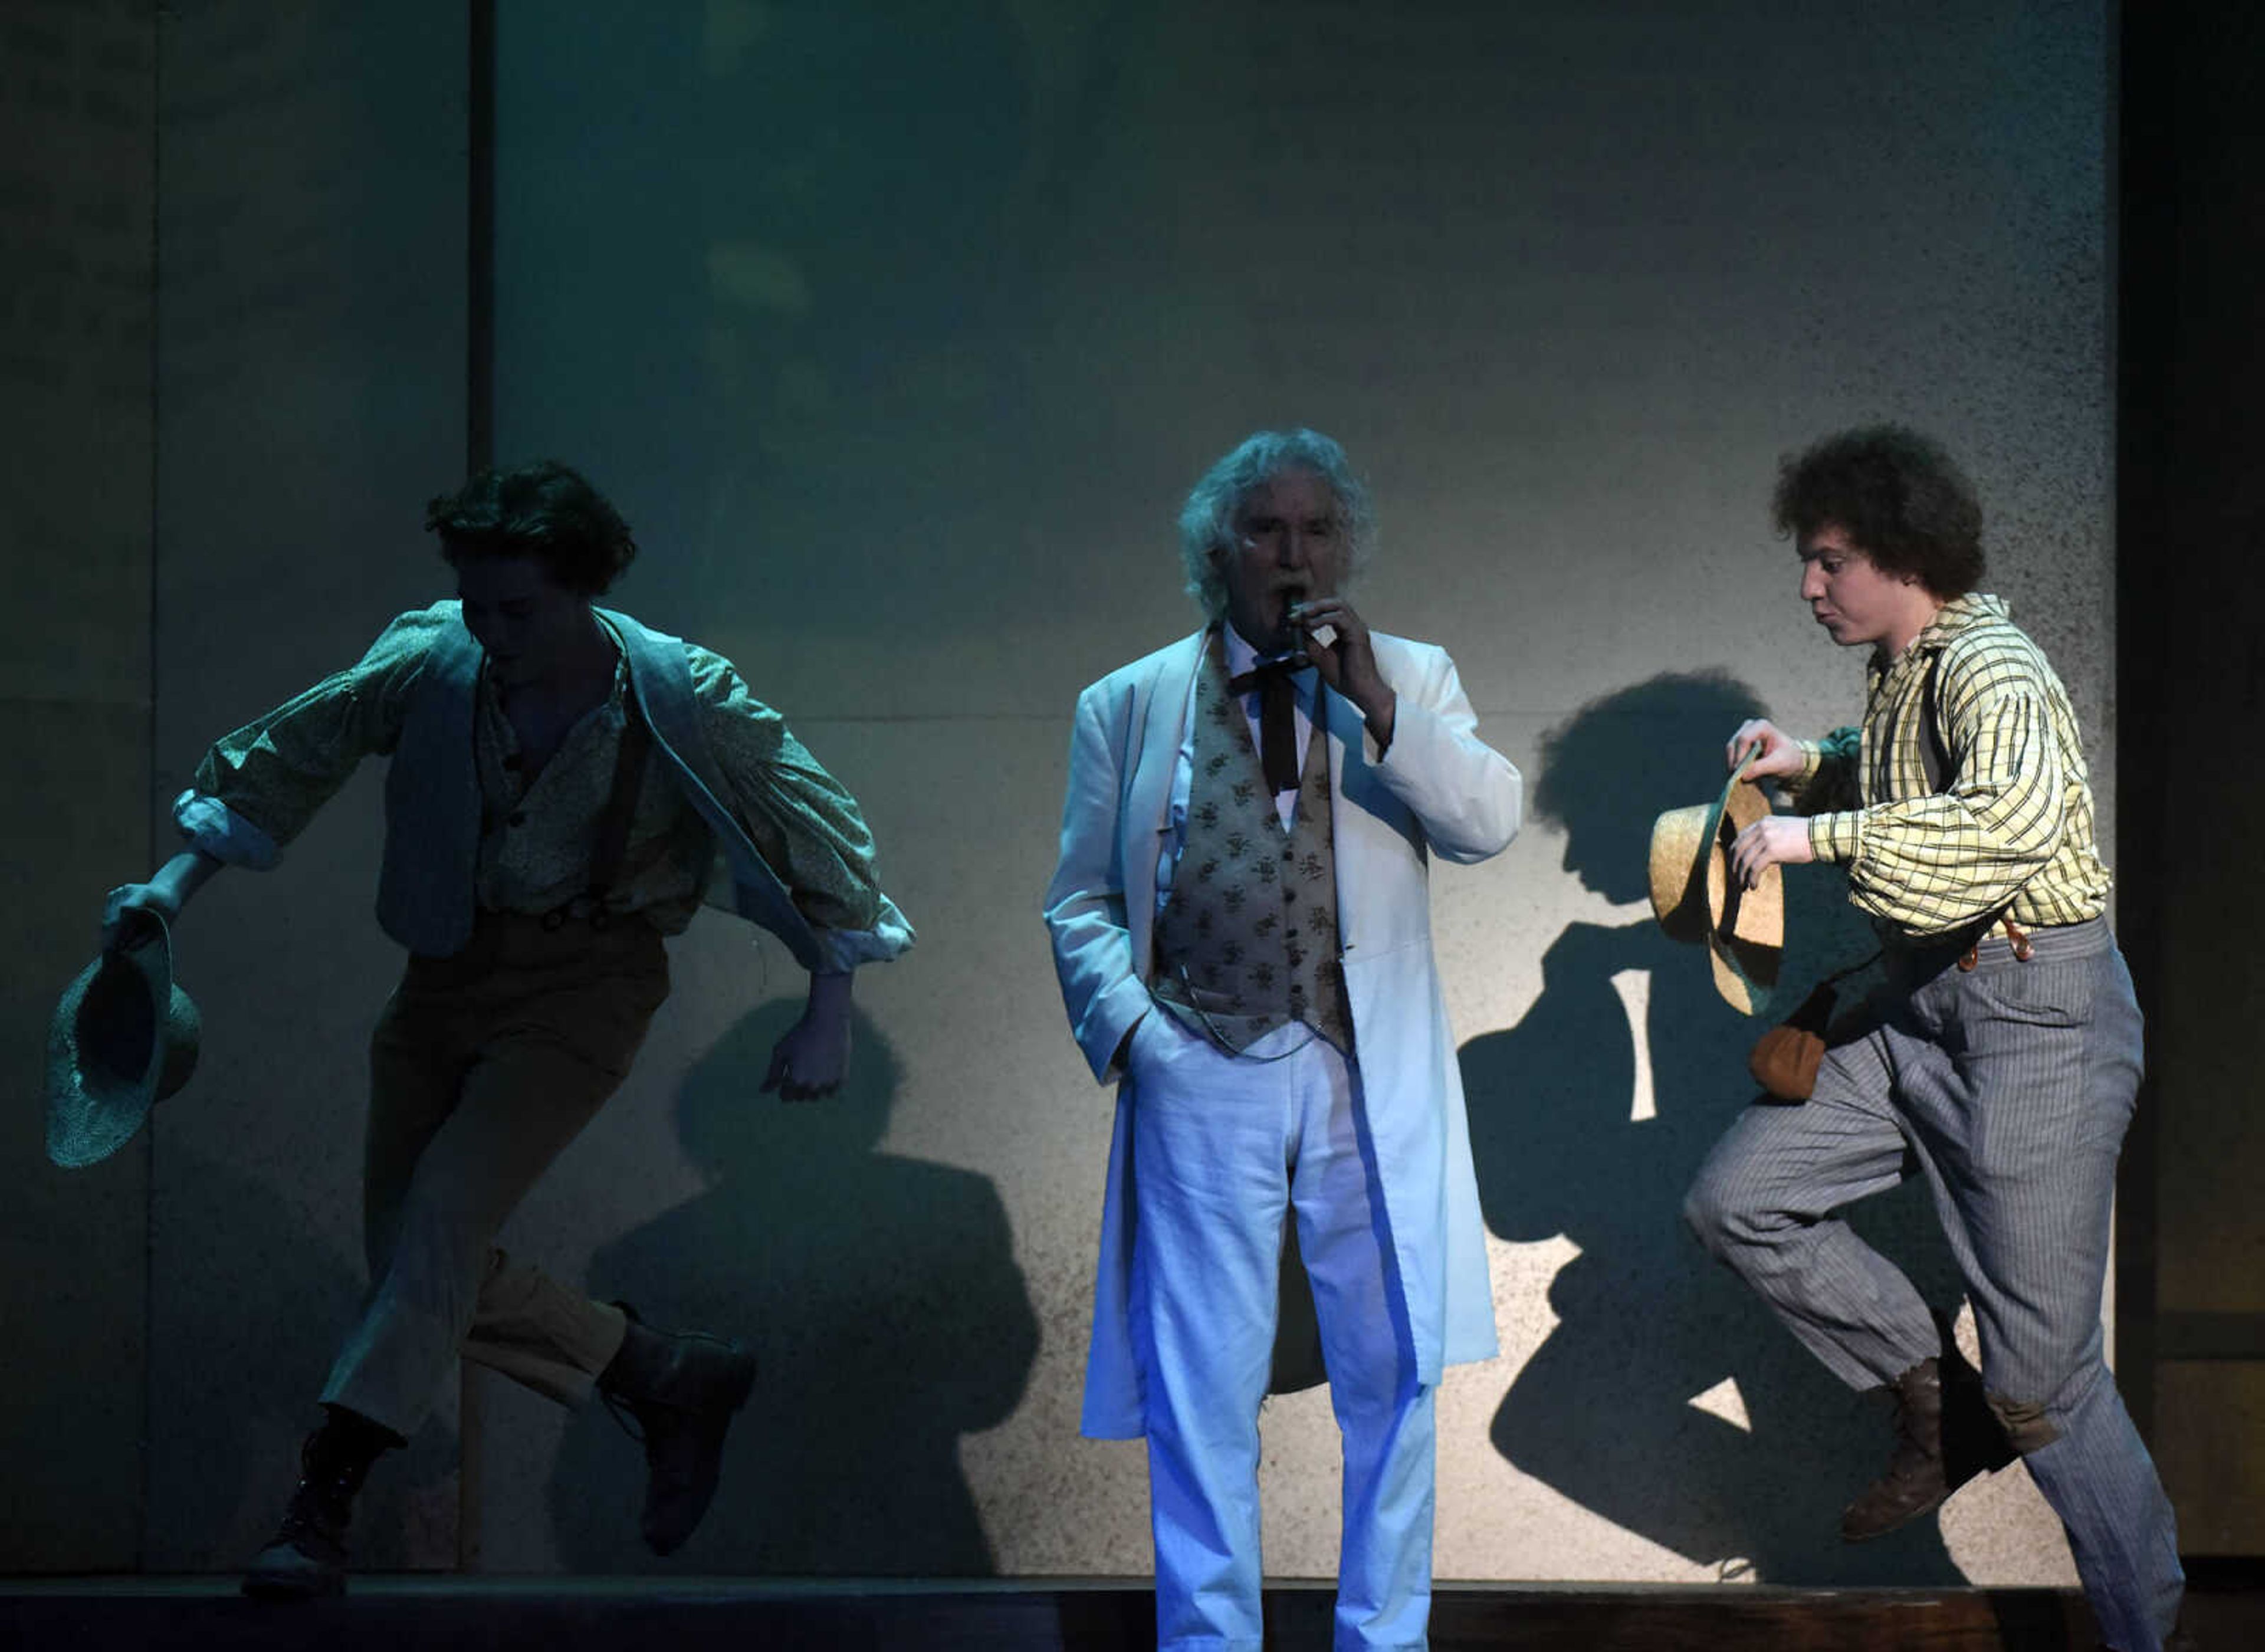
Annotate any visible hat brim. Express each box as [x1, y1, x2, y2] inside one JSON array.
[[1647, 804, 1712, 942], [1649, 753, 1786, 1018], [46, 912, 200, 1169]]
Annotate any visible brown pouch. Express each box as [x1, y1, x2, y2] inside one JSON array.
[[1748, 981, 1839, 1102]]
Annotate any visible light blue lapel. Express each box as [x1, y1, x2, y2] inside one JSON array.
[[1124, 632, 1207, 979]]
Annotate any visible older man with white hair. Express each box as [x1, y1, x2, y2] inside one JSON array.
[[1044, 428, 1520, 1650]]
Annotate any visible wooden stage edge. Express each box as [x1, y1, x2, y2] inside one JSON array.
[[3, 1574, 2258, 1650]]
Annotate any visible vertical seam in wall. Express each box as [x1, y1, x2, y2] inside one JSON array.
[[468, 0, 495, 477], [458, 0, 498, 1575], [140, 0, 165, 1574], [2109, 0, 2161, 1444]]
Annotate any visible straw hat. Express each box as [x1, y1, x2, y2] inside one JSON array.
[[1649, 753, 1785, 1016], [46, 909, 202, 1168]]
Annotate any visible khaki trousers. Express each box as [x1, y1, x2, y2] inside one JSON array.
[[320, 911, 669, 1438]]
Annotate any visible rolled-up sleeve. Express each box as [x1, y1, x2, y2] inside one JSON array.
[[691, 645, 912, 967], [178, 607, 441, 866]]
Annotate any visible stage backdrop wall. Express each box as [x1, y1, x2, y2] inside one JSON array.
[[0, 0, 156, 1570], [137, 0, 474, 1572], [110, 0, 2113, 1586]]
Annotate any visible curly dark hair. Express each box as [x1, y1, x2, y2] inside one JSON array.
[[1771, 425, 1984, 599], [424, 460, 638, 596]]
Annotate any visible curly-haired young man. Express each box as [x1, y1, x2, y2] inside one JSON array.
[[1685, 426, 2182, 1650], [106, 460, 912, 1597]]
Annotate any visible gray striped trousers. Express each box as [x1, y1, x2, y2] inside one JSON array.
[[1685, 917, 2183, 1651]]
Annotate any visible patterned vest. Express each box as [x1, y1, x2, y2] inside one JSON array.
[[1151, 634, 1354, 1056]]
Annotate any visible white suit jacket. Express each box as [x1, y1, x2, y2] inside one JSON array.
[[1044, 628, 1520, 1437]]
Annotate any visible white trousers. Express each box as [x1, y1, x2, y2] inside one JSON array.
[[1126, 1013, 1435, 1652]]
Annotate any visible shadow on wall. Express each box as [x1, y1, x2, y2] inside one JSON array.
[[1462, 672, 1969, 1585], [546, 1000, 1039, 1574], [145, 1144, 461, 1571]]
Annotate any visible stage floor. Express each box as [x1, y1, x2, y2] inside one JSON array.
[[2, 1575, 2258, 1650]]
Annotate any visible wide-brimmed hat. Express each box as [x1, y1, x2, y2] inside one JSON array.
[[46, 910, 202, 1168], [1649, 753, 1784, 1016]]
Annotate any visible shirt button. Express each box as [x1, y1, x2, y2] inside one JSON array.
[[1286, 928, 1299, 938], [502, 754, 523, 771], [508, 810, 527, 827], [1283, 889, 1296, 903], [1281, 848, 1293, 861]]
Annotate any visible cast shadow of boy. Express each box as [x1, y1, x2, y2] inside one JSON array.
[[1463, 672, 1969, 1583], [547, 1001, 1038, 1573]]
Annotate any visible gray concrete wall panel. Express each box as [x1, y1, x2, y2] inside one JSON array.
[[144, 0, 468, 1573], [483, 0, 2109, 1583], [0, 0, 159, 1574], [3, 0, 2121, 1586]]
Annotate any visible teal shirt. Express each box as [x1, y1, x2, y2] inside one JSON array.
[[179, 603, 911, 965]]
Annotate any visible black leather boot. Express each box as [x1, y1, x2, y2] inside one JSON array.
[[598, 1304, 759, 1555], [241, 1405, 403, 1600], [1841, 1339, 2014, 1542]]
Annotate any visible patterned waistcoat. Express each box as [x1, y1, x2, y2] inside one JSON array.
[[1150, 635, 1354, 1056]]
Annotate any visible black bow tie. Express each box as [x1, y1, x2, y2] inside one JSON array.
[[1227, 654, 1305, 794]]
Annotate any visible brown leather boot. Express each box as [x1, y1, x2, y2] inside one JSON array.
[[1841, 1358, 1950, 1541], [598, 1305, 759, 1555], [241, 1405, 403, 1600], [1841, 1346, 2014, 1542]]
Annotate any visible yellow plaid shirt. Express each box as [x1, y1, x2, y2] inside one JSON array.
[[1785, 593, 2112, 940]]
